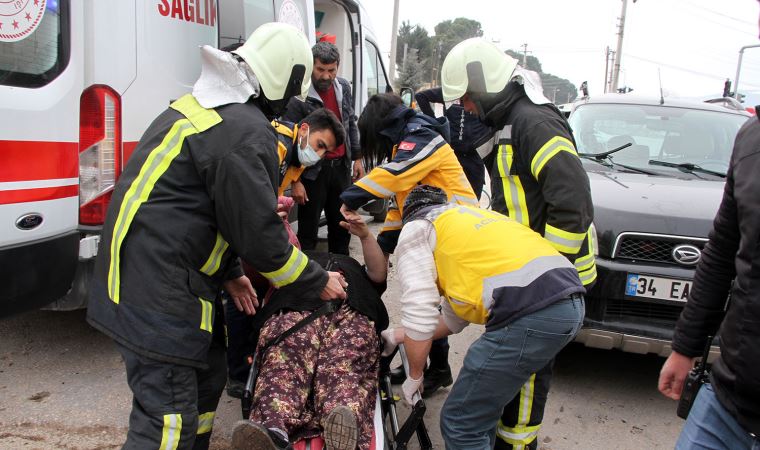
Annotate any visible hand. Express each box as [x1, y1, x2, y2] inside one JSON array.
[[276, 201, 288, 219], [320, 271, 348, 300], [291, 181, 308, 205], [223, 275, 259, 315], [352, 159, 365, 181], [658, 351, 697, 400], [340, 204, 362, 223], [402, 374, 423, 405], [380, 328, 400, 357], [339, 217, 369, 239]]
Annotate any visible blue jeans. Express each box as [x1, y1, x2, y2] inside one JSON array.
[[676, 383, 760, 450], [440, 296, 585, 450]]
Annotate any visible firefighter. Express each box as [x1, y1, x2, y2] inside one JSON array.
[[440, 38, 595, 450], [381, 185, 585, 449], [86, 23, 347, 450], [339, 92, 478, 256]]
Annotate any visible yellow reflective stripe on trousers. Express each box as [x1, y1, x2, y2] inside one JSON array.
[[197, 411, 215, 434], [199, 232, 229, 276], [199, 298, 213, 333], [108, 120, 197, 303], [260, 245, 308, 288], [530, 136, 576, 178], [159, 413, 182, 450], [497, 373, 539, 448], [544, 223, 586, 255], [496, 144, 529, 227], [496, 421, 541, 447]]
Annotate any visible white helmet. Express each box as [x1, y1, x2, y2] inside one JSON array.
[[234, 22, 312, 102], [440, 38, 518, 102]]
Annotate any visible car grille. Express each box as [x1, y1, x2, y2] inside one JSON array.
[[614, 234, 706, 265], [604, 299, 683, 322]]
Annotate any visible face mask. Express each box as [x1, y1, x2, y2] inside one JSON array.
[[297, 128, 322, 167]]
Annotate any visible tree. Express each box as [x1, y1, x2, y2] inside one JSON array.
[[396, 48, 425, 92], [505, 49, 578, 104], [429, 17, 484, 86], [396, 21, 433, 82]]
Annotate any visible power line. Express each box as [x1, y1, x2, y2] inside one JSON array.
[[673, 0, 754, 26], [625, 53, 760, 90]]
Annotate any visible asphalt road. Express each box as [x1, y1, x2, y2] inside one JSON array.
[[0, 219, 684, 449]]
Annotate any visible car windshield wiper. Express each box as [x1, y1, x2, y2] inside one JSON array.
[[579, 143, 632, 160], [579, 143, 658, 175], [648, 160, 726, 178]]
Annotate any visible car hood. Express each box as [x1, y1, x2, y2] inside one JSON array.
[[588, 168, 724, 253]]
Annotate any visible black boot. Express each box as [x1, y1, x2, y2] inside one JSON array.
[[389, 364, 406, 384], [422, 364, 453, 397]]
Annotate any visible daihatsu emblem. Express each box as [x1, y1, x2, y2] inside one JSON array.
[[672, 244, 701, 266], [15, 213, 43, 230]]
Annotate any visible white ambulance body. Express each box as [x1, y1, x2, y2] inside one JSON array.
[[0, 0, 390, 315]]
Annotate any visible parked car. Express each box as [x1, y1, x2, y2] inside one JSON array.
[[568, 94, 751, 360]]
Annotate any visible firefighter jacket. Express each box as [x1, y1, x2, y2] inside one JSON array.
[[86, 94, 327, 368], [272, 120, 306, 196], [340, 106, 478, 253], [415, 204, 583, 330], [483, 84, 596, 285]]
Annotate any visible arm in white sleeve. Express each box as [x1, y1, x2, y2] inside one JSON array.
[[396, 220, 441, 341]]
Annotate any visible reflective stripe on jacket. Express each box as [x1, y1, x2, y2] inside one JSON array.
[[426, 204, 584, 328], [87, 94, 326, 367], [272, 120, 305, 196]]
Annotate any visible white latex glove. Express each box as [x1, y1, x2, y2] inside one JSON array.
[[402, 375, 423, 405], [380, 328, 399, 357]]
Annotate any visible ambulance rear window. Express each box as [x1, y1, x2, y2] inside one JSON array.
[[0, 0, 70, 88]]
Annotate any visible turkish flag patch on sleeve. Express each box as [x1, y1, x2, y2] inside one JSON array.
[[398, 141, 416, 151]]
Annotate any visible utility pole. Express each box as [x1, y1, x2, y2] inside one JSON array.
[[603, 46, 610, 93], [605, 48, 616, 93], [520, 43, 531, 67], [388, 0, 400, 86], [611, 0, 631, 93]]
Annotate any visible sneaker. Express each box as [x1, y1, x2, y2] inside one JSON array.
[[389, 364, 406, 384], [322, 406, 358, 450], [422, 365, 453, 398], [230, 420, 292, 450], [227, 378, 245, 399]]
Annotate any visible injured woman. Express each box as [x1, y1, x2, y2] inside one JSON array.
[[231, 206, 389, 450]]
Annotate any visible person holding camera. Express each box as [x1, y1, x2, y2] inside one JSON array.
[[658, 111, 760, 449]]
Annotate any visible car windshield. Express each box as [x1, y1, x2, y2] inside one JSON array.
[[569, 103, 749, 176]]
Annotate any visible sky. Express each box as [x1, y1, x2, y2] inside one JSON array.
[[362, 0, 760, 102]]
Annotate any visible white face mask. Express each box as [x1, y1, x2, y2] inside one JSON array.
[[297, 128, 322, 167]]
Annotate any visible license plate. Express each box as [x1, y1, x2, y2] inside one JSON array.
[[625, 274, 692, 302]]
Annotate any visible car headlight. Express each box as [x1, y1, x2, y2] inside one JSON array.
[[590, 223, 599, 256]]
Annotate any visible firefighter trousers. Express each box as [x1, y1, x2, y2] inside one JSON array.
[[495, 360, 554, 450], [116, 324, 227, 450]]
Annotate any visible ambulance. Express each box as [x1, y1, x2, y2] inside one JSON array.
[[0, 0, 392, 316]]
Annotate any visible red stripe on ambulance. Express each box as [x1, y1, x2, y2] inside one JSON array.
[[0, 185, 78, 205], [0, 141, 78, 183]]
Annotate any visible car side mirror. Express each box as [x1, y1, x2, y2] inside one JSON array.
[[400, 87, 415, 108]]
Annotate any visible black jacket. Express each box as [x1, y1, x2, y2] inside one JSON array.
[[282, 77, 360, 179], [249, 252, 389, 347], [672, 115, 760, 435], [87, 94, 327, 368], [482, 82, 596, 286]]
